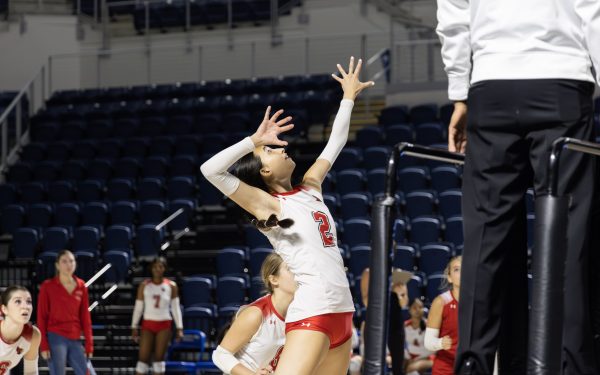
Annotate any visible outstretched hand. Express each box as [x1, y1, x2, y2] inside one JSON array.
[[332, 56, 375, 101], [250, 107, 294, 147]]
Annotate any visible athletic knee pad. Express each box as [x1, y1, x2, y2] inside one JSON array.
[[349, 356, 362, 373], [136, 361, 149, 373], [153, 361, 166, 373]]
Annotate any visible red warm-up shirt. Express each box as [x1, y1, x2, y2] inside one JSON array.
[[37, 276, 94, 354]]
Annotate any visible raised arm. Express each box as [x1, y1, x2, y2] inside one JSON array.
[[303, 56, 375, 191], [200, 108, 294, 220]]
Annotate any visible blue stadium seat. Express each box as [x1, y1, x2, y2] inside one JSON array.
[[168, 199, 195, 232], [431, 166, 461, 192], [139, 200, 166, 225], [96, 140, 122, 160], [46, 143, 70, 162], [47, 181, 75, 203], [322, 172, 335, 194], [168, 115, 194, 136], [110, 200, 137, 228], [13, 228, 39, 259], [332, 148, 362, 171], [393, 217, 408, 244], [426, 274, 446, 302], [62, 121, 85, 141], [244, 225, 270, 248], [103, 250, 131, 283], [393, 244, 416, 271], [28, 203, 53, 231], [410, 104, 438, 125], [410, 216, 441, 246], [217, 248, 246, 276], [366, 168, 387, 196], [107, 178, 135, 201], [182, 276, 213, 306], [340, 193, 371, 220], [87, 159, 113, 181], [323, 193, 339, 215], [343, 218, 371, 247], [398, 166, 430, 193], [1, 204, 26, 235], [74, 251, 97, 281], [445, 216, 464, 247], [385, 124, 414, 146], [439, 103, 454, 127], [37, 251, 58, 280], [405, 190, 436, 219], [122, 138, 148, 159], [250, 276, 265, 301], [438, 189, 462, 219], [77, 180, 104, 203], [73, 226, 100, 257], [183, 304, 217, 337], [407, 273, 424, 301], [33, 161, 59, 182], [336, 169, 366, 195], [7, 162, 32, 183], [216, 276, 248, 307], [21, 182, 46, 204], [105, 225, 133, 260], [415, 122, 445, 146], [379, 106, 409, 125], [249, 247, 272, 276], [143, 156, 169, 179], [419, 243, 452, 276], [355, 127, 383, 148], [138, 178, 164, 201], [0, 184, 17, 209], [21, 143, 46, 163], [42, 227, 70, 254], [349, 245, 371, 276], [82, 202, 109, 233], [171, 156, 197, 178], [86, 120, 113, 139], [71, 141, 95, 161], [174, 136, 201, 157], [114, 158, 141, 180], [136, 225, 165, 259], [364, 146, 391, 171], [61, 160, 87, 181], [169, 177, 195, 201], [54, 203, 80, 232]]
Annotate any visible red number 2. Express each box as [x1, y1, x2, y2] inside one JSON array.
[[153, 295, 161, 308], [312, 211, 336, 247]]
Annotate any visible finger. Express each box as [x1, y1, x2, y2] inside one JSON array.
[[353, 58, 362, 76], [363, 81, 375, 88], [331, 73, 343, 83], [270, 109, 285, 123], [348, 56, 355, 75], [263, 106, 271, 122], [277, 124, 294, 134], [336, 63, 348, 77], [276, 116, 293, 127]]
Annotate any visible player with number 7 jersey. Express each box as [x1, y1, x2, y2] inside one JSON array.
[[201, 57, 374, 374]]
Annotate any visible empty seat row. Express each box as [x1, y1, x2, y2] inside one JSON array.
[[354, 123, 447, 148], [378, 103, 453, 127]]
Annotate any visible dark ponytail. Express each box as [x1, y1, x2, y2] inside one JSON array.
[[232, 153, 294, 229]]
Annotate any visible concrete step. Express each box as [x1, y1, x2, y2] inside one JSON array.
[[10, 0, 72, 15]]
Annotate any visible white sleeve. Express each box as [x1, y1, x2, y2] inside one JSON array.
[[170, 297, 183, 329], [436, 0, 471, 101], [575, 0, 600, 85], [200, 137, 255, 197], [131, 300, 144, 329], [317, 99, 354, 165], [424, 327, 444, 352], [212, 345, 241, 374], [23, 358, 39, 375]]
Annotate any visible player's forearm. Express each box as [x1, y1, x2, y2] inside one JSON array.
[[317, 100, 354, 164]]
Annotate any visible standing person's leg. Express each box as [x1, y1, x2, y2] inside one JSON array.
[[590, 159, 600, 371], [273, 330, 330, 375], [152, 329, 172, 375], [47, 332, 69, 375], [525, 79, 597, 375], [313, 338, 353, 375], [65, 337, 89, 375], [137, 329, 155, 374], [455, 81, 531, 375]]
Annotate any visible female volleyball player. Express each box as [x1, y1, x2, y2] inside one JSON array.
[[38, 250, 93, 375], [0, 285, 40, 374], [212, 253, 296, 375], [131, 257, 183, 375], [201, 56, 374, 375], [404, 298, 433, 375], [425, 256, 462, 375]]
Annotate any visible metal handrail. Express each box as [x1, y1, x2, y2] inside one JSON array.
[[549, 137, 600, 195]]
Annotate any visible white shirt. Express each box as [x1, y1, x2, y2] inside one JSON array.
[[263, 186, 355, 322], [235, 295, 286, 372], [0, 322, 33, 372], [436, 0, 600, 100], [404, 319, 432, 360], [142, 279, 173, 322]]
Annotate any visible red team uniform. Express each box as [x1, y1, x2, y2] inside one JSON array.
[[263, 186, 355, 348], [140, 279, 175, 333], [432, 290, 459, 375]]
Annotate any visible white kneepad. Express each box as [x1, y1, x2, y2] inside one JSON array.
[[136, 361, 149, 373], [153, 361, 166, 373]]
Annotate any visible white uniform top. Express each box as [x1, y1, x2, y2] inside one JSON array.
[[142, 279, 173, 322], [263, 186, 355, 322], [235, 295, 286, 372], [404, 319, 432, 360], [0, 322, 33, 373]]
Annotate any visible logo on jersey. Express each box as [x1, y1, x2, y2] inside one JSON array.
[[0, 361, 11, 375], [300, 322, 311, 328], [450, 304, 457, 309], [16, 347, 23, 355]]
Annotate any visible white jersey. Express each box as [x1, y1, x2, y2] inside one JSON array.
[[235, 295, 286, 372], [142, 279, 173, 321], [404, 319, 432, 360], [0, 322, 33, 374], [263, 186, 354, 322]]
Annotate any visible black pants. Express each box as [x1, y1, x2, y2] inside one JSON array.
[[455, 80, 597, 375]]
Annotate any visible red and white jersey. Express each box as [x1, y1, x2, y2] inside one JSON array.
[[263, 186, 354, 322], [142, 279, 173, 322], [432, 290, 459, 375], [235, 295, 286, 372], [404, 319, 432, 360], [0, 322, 33, 373]]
